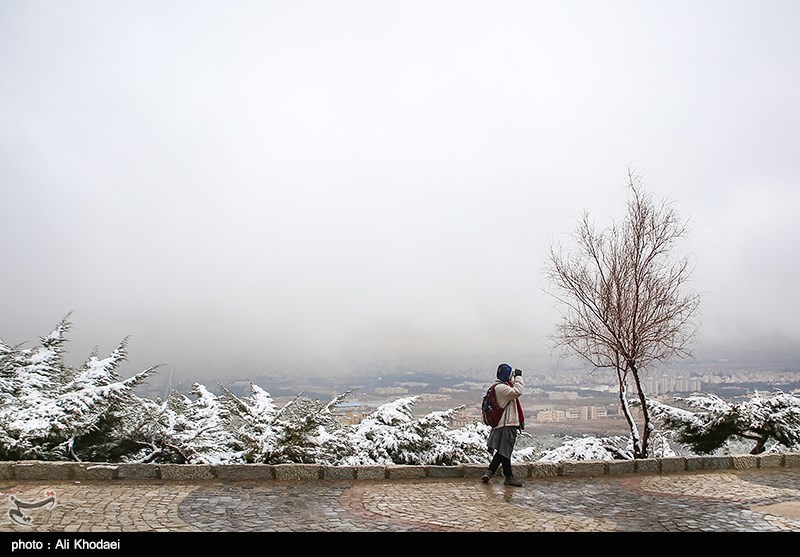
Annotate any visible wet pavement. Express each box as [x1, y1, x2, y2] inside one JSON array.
[[1, 467, 800, 541]]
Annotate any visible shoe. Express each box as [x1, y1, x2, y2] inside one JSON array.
[[481, 472, 494, 484], [503, 476, 523, 487]]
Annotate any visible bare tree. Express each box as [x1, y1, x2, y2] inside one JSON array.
[[544, 170, 701, 459]]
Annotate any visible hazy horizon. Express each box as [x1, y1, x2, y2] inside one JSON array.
[[2, 1, 799, 382]]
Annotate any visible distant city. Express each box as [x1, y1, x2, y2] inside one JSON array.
[[133, 350, 800, 434]]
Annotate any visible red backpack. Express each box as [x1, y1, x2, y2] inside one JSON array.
[[481, 384, 505, 427]]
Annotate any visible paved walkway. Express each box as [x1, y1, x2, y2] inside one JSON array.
[[2, 467, 800, 539]]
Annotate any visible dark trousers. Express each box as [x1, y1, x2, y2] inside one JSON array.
[[488, 451, 512, 477]]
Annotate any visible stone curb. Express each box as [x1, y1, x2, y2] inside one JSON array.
[[3, 452, 798, 481]]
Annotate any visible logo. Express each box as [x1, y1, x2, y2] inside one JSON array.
[[7, 490, 57, 525]]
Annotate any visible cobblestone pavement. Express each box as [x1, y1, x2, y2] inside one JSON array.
[[1, 468, 800, 535]]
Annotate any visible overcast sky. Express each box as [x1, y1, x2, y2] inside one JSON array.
[[1, 1, 798, 382]]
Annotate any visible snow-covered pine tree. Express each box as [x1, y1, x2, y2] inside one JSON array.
[[405, 408, 487, 465], [0, 316, 159, 461], [222, 382, 281, 463], [166, 383, 242, 465], [225, 386, 380, 465], [0, 314, 72, 410], [116, 389, 207, 464], [647, 391, 800, 455], [57, 342, 160, 462], [109, 394, 181, 463], [330, 396, 420, 465], [260, 390, 352, 464], [537, 435, 632, 462], [329, 397, 487, 466]]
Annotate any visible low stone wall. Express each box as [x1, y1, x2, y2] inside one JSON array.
[[1, 452, 798, 482]]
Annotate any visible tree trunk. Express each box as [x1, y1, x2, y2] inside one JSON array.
[[630, 362, 650, 458], [750, 433, 769, 455], [616, 365, 642, 459]]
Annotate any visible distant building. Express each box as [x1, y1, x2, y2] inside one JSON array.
[[643, 376, 703, 395], [548, 391, 579, 400], [375, 386, 409, 396], [582, 406, 607, 419], [333, 401, 368, 425], [336, 411, 363, 425], [542, 406, 609, 421], [536, 409, 567, 422]]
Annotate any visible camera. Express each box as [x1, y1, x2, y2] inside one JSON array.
[[513, 368, 522, 377]]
